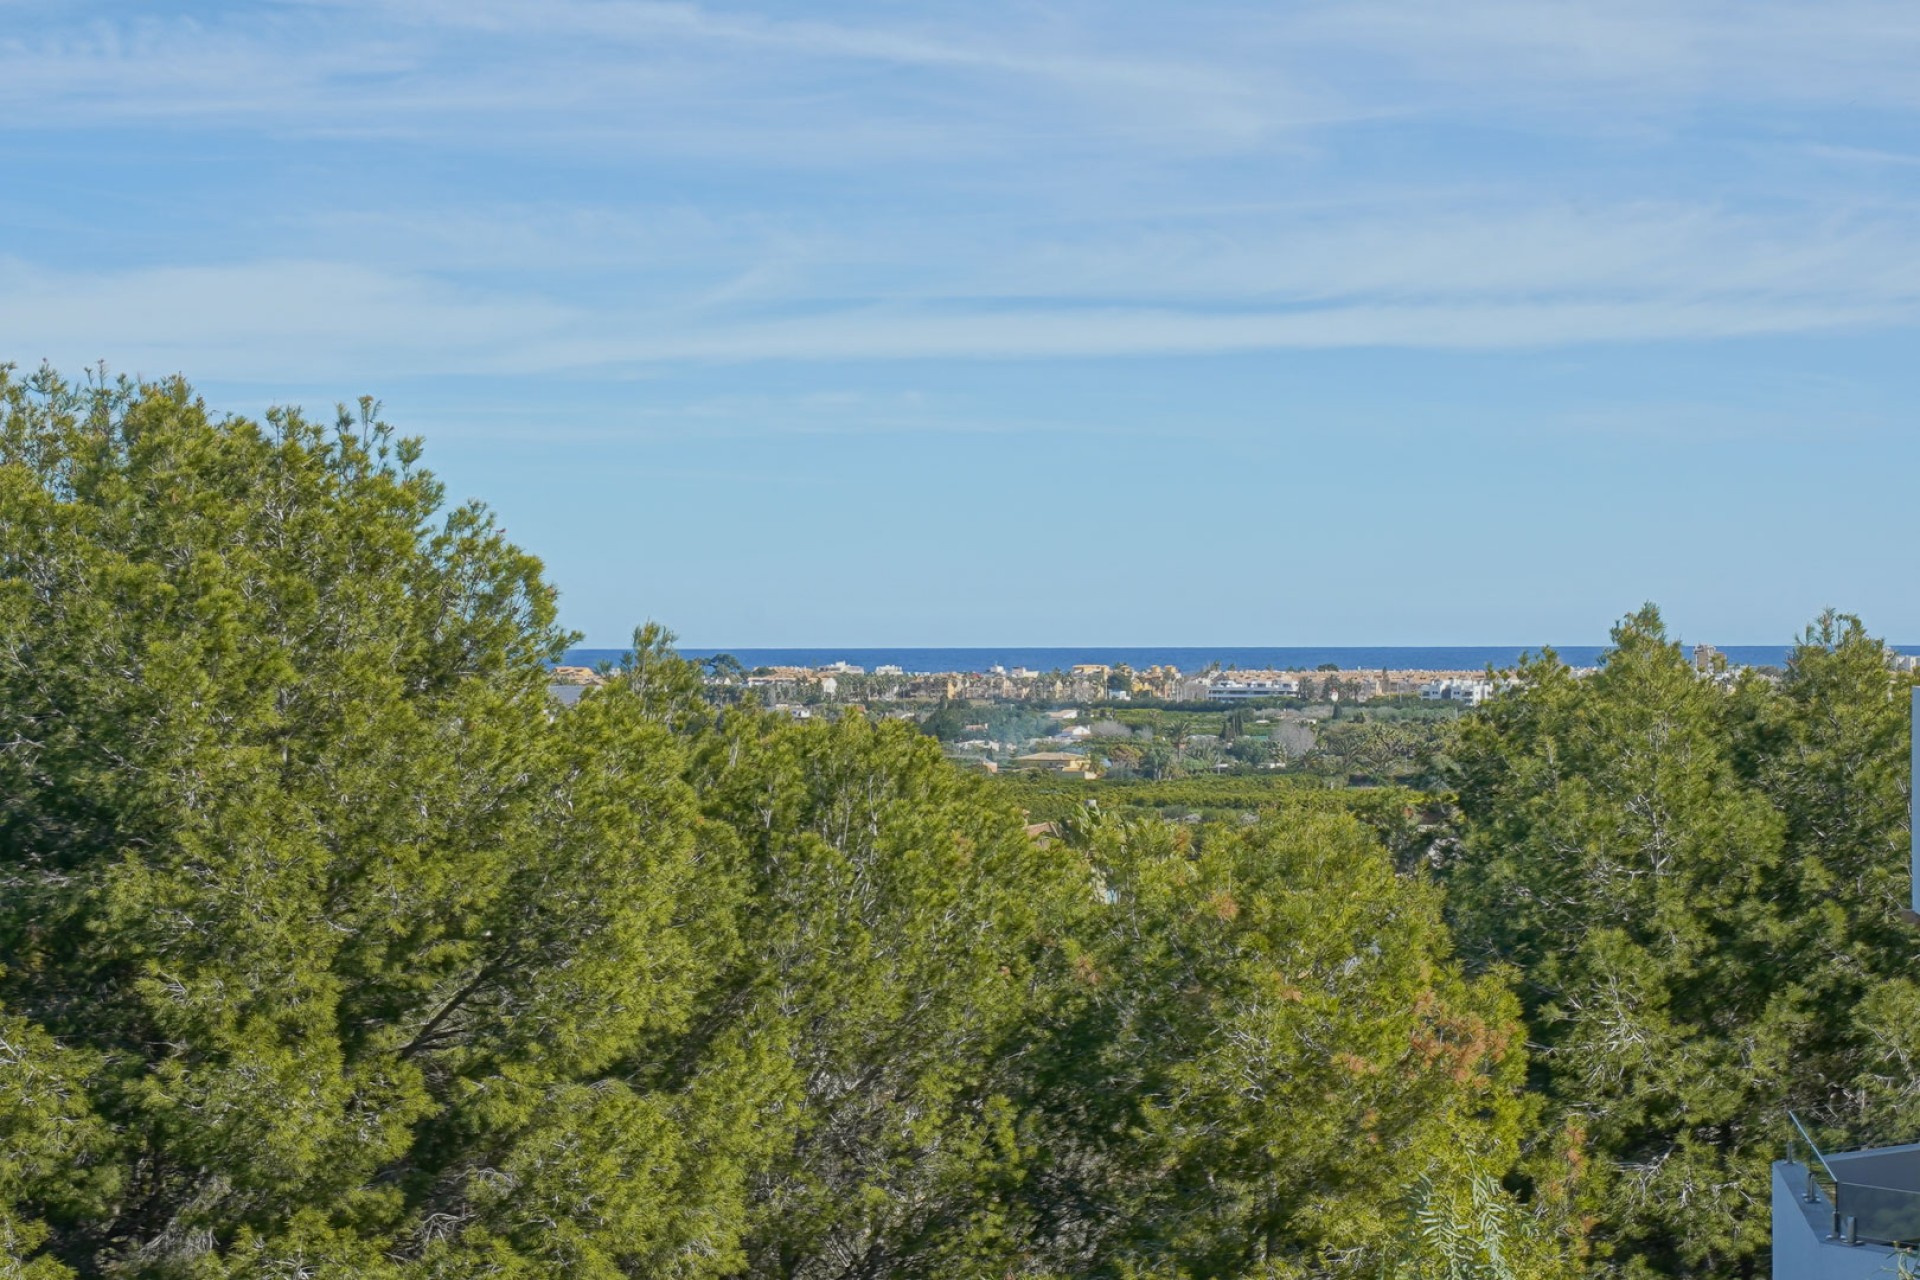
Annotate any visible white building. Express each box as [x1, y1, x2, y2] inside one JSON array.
[[1207, 676, 1301, 701], [1420, 679, 1495, 707]]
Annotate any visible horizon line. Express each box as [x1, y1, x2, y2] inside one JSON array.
[[559, 640, 1896, 651]]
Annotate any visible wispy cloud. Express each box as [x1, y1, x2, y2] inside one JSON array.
[[1804, 144, 1920, 168], [1288, 0, 1920, 110], [10, 0, 1920, 145], [390, 386, 1124, 445], [383, 0, 1246, 100], [0, 258, 574, 381], [5, 1, 1920, 381], [0, 1, 1303, 154], [536, 297, 1901, 366], [9, 197, 1916, 379]]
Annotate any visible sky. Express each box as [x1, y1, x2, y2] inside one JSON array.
[[4, 1, 1919, 647]]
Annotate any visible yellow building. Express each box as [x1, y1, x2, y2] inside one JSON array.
[[1014, 751, 1094, 776]]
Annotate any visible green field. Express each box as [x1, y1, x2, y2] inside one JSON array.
[[991, 770, 1436, 863]]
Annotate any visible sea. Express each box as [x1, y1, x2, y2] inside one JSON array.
[[559, 644, 1920, 675]]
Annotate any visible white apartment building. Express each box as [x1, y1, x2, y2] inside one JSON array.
[[1207, 675, 1301, 701], [1420, 679, 1495, 706]]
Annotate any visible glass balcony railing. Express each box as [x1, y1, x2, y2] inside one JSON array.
[[1789, 1111, 1920, 1248]]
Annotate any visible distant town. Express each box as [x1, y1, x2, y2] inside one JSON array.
[[548, 654, 1570, 783], [549, 644, 1920, 785], [555, 657, 1530, 704]]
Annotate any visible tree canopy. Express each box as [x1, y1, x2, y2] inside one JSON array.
[[1445, 605, 1920, 1279], [0, 370, 1573, 1279], [7, 369, 1917, 1280]]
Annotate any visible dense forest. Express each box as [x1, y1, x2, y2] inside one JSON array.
[[1, 368, 1914, 1279]]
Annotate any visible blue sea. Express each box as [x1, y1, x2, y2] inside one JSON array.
[[560, 644, 1919, 675]]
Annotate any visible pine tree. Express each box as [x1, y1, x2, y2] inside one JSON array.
[[0, 370, 746, 1276], [1017, 810, 1550, 1278], [1, 367, 1579, 1280], [1447, 605, 1920, 1278]]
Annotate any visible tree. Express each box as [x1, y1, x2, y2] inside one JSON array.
[[1013, 810, 1544, 1277], [1140, 739, 1179, 780], [918, 698, 977, 742], [1227, 734, 1278, 768], [1377, 1171, 1585, 1280], [1445, 604, 1920, 1279], [702, 652, 747, 684], [0, 1012, 106, 1279], [695, 711, 1091, 1278], [0, 370, 749, 1277], [0, 368, 1578, 1280], [1722, 614, 1920, 1146]]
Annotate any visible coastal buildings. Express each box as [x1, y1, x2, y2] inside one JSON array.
[[1207, 674, 1302, 700], [547, 653, 1587, 721], [1420, 678, 1495, 706], [682, 659, 1542, 712]]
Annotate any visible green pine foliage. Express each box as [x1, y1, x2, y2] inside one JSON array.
[[0, 370, 1557, 1279], [13, 368, 1920, 1280], [1011, 812, 1573, 1278], [1446, 605, 1920, 1279], [0, 369, 746, 1277], [1377, 1172, 1584, 1280]]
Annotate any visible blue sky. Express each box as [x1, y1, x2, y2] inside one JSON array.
[[5, 1, 1920, 646]]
